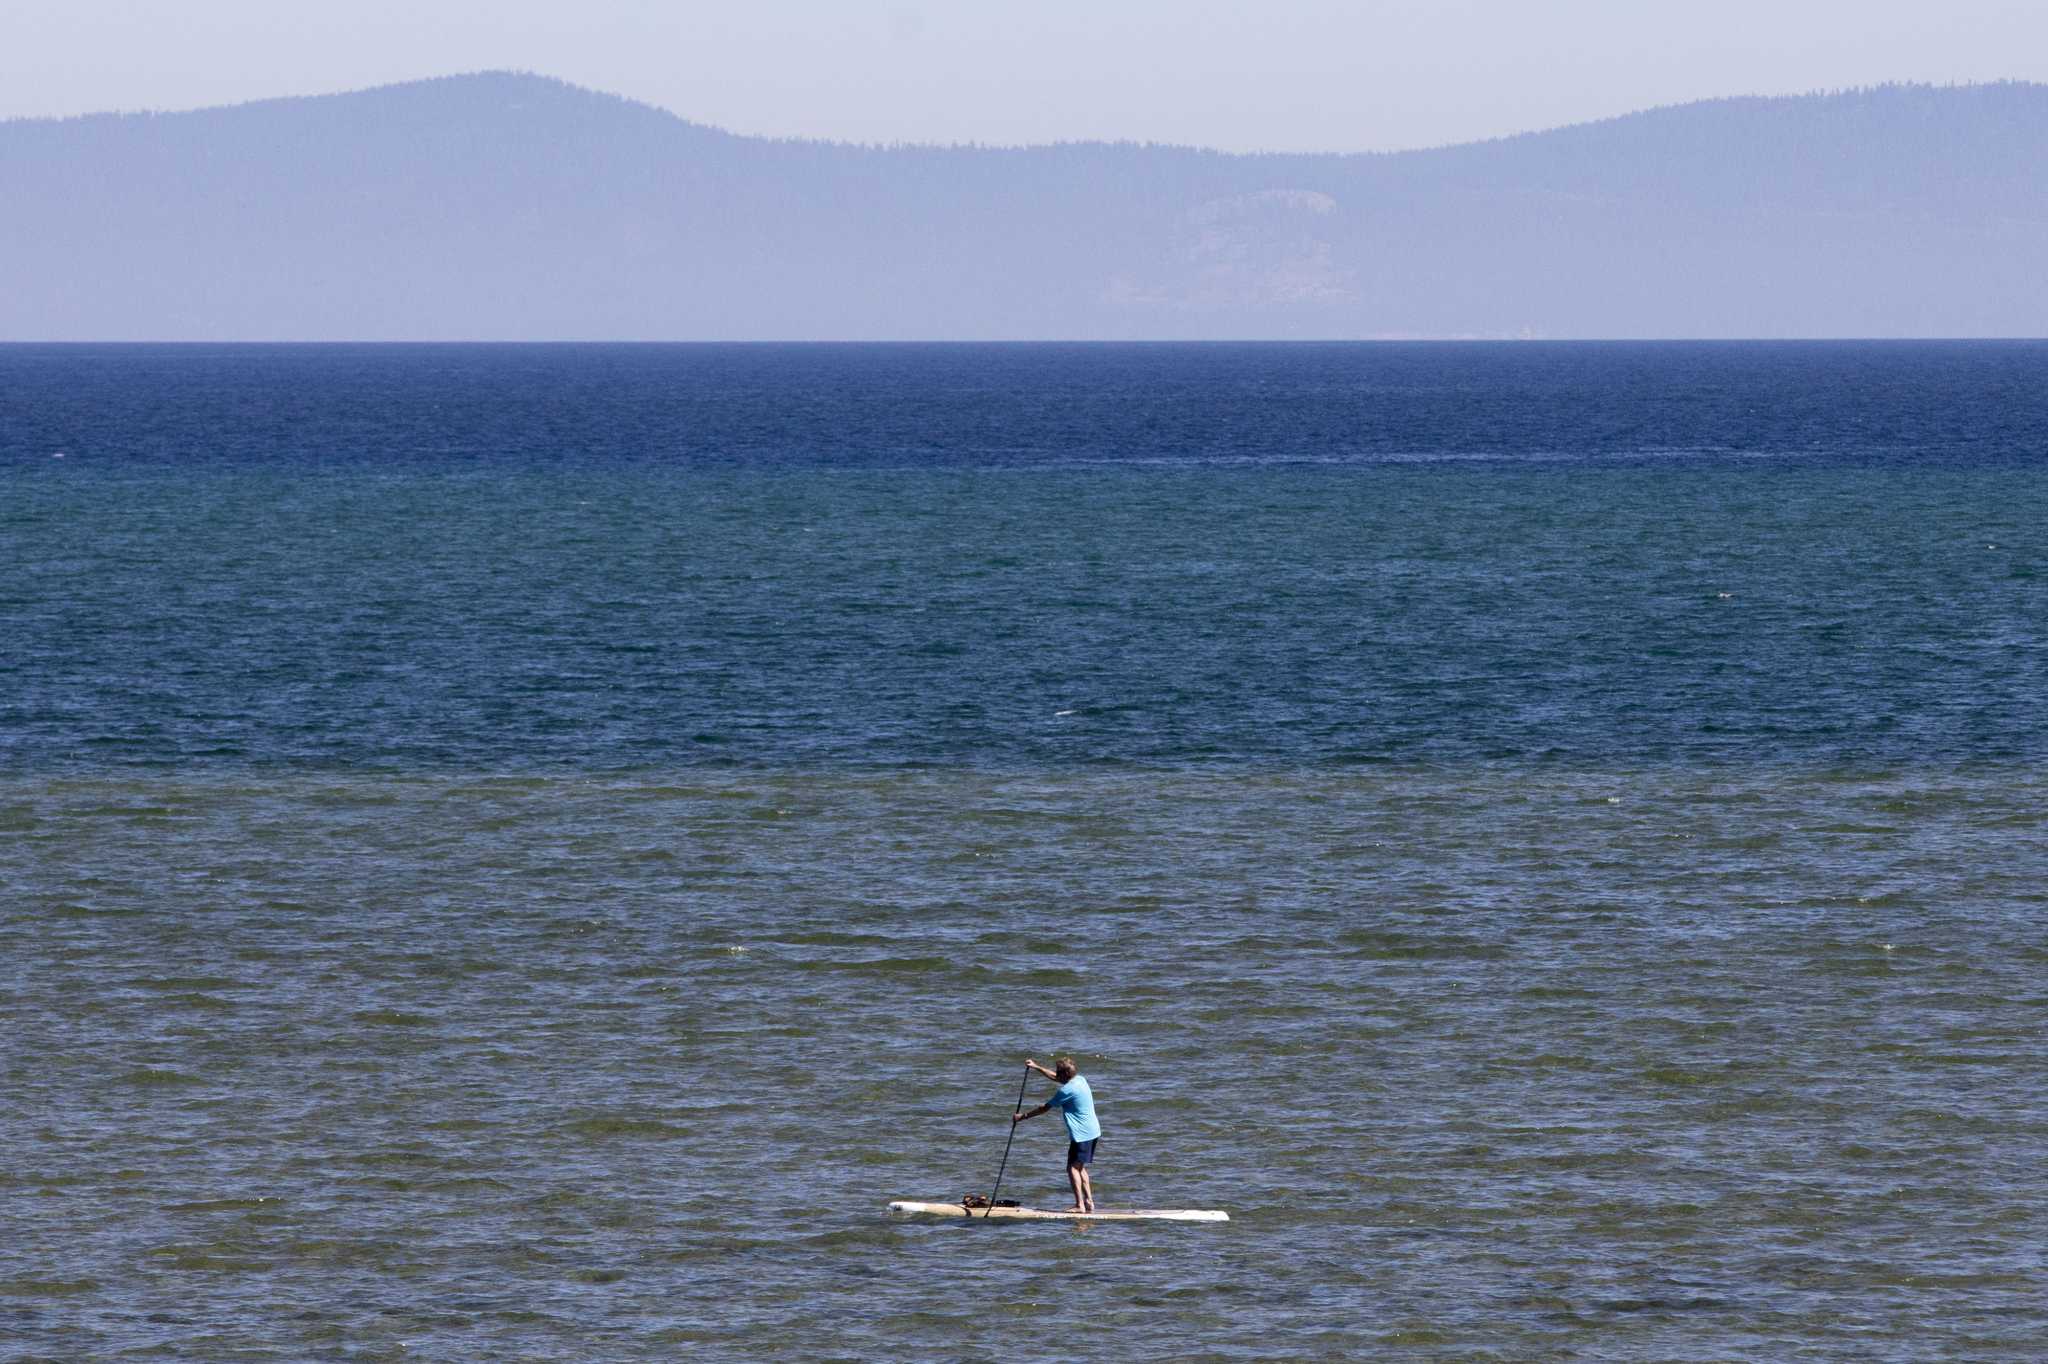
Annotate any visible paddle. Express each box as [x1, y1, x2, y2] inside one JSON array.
[[984, 1062, 1032, 1218]]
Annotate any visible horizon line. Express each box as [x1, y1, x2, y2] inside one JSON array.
[[6, 69, 2043, 160], [7, 337, 2047, 347]]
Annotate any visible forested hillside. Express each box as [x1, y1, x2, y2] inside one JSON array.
[[4, 73, 2043, 338]]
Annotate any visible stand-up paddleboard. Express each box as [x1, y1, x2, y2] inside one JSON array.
[[889, 1200, 1227, 1222]]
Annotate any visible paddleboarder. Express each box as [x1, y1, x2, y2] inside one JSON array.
[[1012, 1057, 1101, 1212]]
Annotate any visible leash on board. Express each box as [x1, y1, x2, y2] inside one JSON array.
[[982, 1062, 1032, 1218]]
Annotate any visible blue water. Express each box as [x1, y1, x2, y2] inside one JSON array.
[[7, 343, 2045, 774], [3, 342, 2046, 1361]]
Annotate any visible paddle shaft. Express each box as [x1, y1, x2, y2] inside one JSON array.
[[985, 1064, 1032, 1217]]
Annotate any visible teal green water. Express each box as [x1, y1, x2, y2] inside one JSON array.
[[3, 343, 2046, 1360]]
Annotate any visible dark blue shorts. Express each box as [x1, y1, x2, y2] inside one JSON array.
[[1067, 1138, 1098, 1168]]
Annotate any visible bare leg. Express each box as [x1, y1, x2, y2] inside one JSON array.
[[1066, 1162, 1087, 1212], [1076, 1165, 1094, 1213]]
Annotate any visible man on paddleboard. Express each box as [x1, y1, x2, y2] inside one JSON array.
[[1013, 1057, 1101, 1212]]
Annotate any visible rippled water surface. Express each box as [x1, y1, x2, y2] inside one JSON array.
[[3, 343, 2046, 1360]]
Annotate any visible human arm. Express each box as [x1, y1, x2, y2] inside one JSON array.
[[1024, 1057, 1059, 1080], [1012, 1102, 1052, 1125]]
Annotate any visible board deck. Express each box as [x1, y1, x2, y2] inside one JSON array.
[[888, 1200, 1228, 1222]]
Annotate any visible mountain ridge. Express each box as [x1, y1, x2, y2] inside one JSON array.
[[10, 69, 2039, 159], [5, 72, 2044, 339]]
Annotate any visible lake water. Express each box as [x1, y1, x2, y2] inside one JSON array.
[[4, 342, 2045, 1360]]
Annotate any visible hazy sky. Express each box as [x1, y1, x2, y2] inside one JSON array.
[[7, 0, 2045, 152]]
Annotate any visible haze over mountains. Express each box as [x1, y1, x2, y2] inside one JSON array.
[[4, 72, 2044, 340]]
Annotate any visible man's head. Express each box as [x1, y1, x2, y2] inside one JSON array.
[[1054, 1058, 1077, 1083]]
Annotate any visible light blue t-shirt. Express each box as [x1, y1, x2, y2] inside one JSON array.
[[1048, 1076, 1101, 1144]]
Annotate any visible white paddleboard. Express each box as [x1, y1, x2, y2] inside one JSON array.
[[888, 1200, 1228, 1222]]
